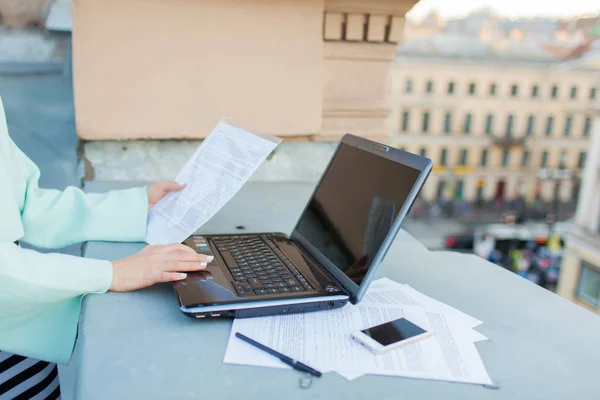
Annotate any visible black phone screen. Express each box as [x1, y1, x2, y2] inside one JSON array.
[[361, 318, 427, 346]]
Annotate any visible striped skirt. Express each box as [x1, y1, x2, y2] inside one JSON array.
[[0, 352, 60, 399]]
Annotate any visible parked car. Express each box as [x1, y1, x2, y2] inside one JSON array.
[[444, 233, 475, 252]]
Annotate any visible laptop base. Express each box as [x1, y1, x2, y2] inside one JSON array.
[[182, 295, 350, 319]]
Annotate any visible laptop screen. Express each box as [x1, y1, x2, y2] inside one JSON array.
[[294, 143, 422, 286]]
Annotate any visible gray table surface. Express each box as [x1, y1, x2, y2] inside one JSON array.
[[72, 182, 600, 400]]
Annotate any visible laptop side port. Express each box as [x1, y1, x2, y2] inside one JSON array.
[[210, 312, 221, 317]]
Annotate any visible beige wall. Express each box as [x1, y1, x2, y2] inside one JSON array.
[[390, 58, 597, 203], [73, 0, 325, 140], [73, 0, 417, 141]]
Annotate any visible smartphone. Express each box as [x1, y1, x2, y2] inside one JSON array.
[[351, 317, 433, 354]]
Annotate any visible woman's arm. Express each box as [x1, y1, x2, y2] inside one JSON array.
[[0, 242, 112, 362], [0, 242, 212, 363], [10, 142, 148, 249], [0, 242, 111, 302]]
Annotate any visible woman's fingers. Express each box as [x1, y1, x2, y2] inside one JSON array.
[[169, 261, 208, 272], [163, 244, 213, 262], [157, 181, 185, 193], [109, 242, 216, 292], [157, 271, 188, 283], [189, 253, 213, 263], [167, 243, 196, 255], [169, 251, 213, 263], [165, 243, 191, 253]]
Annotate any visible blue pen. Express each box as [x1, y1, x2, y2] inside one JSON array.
[[235, 332, 322, 377]]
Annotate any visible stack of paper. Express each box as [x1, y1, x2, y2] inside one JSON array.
[[224, 278, 493, 385]]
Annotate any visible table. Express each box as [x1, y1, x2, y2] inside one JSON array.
[[67, 182, 600, 400]]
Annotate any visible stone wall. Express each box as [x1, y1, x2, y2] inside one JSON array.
[[82, 140, 338, 183]]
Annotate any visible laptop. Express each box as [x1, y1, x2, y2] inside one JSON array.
[[174, 134, 432, 318]]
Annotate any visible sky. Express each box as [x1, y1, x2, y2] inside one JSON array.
[[406, 0, 600, 21]]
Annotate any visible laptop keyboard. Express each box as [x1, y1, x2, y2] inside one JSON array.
[[211, 235, 315, 297]]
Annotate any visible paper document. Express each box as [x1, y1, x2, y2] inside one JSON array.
[[146, 121, 280, 245], [224, 278, 492, 385], [363, 277, 483, 328]]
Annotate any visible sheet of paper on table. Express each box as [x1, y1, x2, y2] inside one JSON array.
[[224, 278, 492, 385], [145, 120, 280, 245]]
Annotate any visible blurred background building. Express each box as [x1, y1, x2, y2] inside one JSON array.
[[557, 78, 600, 311], [393, 8, 599, 217]]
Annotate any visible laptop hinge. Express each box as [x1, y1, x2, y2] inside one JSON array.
[[284, 237, 352, 297]]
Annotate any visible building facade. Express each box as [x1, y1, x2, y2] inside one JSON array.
[[557, 80, 600, 312], [389, 42, 598, 208]]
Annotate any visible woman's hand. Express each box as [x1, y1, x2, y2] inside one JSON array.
[[109, 244, 212, 292], [147, 181, 185, 210]]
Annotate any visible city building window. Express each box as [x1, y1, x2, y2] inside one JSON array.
[[545, 116, 554, 136], [502, 149, 510, 167], [480, 149, 488, 167], [463, 113, 472, 134], [591, 87, 597, 100], [531, 85, 539, 98], [551, 85, 558, 99], [455, 180, 464, 200], [422, 111, 430, 133], [468, 82, 476, 95], [570, 86, 577, 99], [405, 79, 413, 93], [447, 81, 455, 94], [526, 115, 535, 136], [583, 117, 592, 137], [444, 112, 452, 134], [489, 83, 496, 96], [521, 150, 530, 167], [419, 147, 427, 158], [564, 116, 573, 137], [511, 84, 518, 97], [426, 80, 433, 93], [559, 151, 568, 169], [401, 110, 410, 132], [459, 149, 468, 166], [541, 151, 549, 168], [440, 148, 448, 166], [506, 114, 514, 137], [576, 263, 600, 309], [485, 114, 493, 135], [578, 151, 587, 169]]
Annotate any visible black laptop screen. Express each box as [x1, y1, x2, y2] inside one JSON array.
[[294, 144, 421, 285]]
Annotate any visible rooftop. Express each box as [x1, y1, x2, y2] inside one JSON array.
[[396, 33, 600, 71], [396, 33, 557, 65]]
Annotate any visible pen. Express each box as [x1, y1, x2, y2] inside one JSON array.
[[235, 332, 322, 377]]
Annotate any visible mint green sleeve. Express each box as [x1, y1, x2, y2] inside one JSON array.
[[11, 142, 148, 248], [0, 242, 113, 363], [0, 93, 152, 363], [0, 119, 149, 363]]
